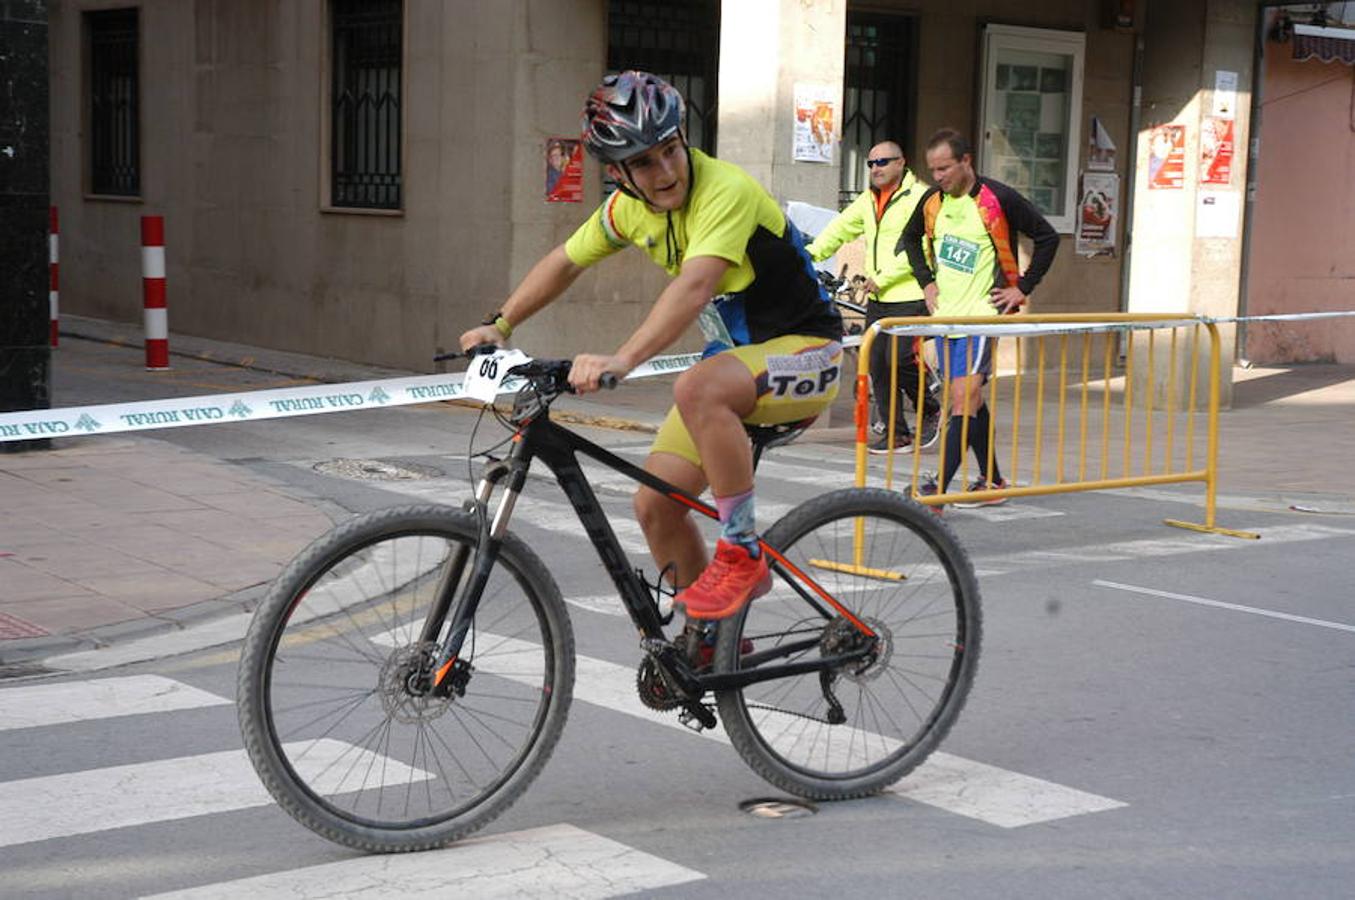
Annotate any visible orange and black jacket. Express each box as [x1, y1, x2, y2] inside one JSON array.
[[897, 177, 1059, 300]]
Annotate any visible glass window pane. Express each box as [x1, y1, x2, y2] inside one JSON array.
[[985, 48, 1072, 217], [980, 26, 1084, 231]]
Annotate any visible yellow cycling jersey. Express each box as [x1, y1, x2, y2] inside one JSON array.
[[564, 149, 841, 351]]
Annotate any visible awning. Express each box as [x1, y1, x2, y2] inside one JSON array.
[[1292, 23, 1355, 65]]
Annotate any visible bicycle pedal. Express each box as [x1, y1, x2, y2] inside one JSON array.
[[678, 704, 717, 732]]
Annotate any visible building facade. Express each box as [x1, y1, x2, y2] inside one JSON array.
[[49, 0, 1264, 379], [1243, 4, 1355, 364]]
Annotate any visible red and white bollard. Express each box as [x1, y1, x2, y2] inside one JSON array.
[[141, 215, 169, 370], [49, 206, 59, 348]]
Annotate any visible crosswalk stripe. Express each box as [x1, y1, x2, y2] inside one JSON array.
[[0, 675, 229, 732], [0, 740, 428, 849], [140, 822, 705, 899], [976, 521, 1355, 576], [372, 630, 1124, 828], [891, 753, 1127, 828], [376, 479, 654, 554]]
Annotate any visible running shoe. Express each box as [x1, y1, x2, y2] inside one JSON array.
[[954, 477, 1009, 508], [675, 540, 772, 620], [868, 431, 913, 454]]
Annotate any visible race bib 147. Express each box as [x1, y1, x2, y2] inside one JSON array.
[[938, 234, 980, 275]]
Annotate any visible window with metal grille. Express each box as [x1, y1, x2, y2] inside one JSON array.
[[87, 8, 140, 197], [840, 12, 918, 208], [330, 0, 402, 209], [606, 0, 720, 154]]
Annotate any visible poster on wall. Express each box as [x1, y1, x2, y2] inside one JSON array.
[[545, 137, 584, 203], [792, 83, 836, 164], [1212, 70, 1238, 119], [1199, 116, 1234, 186], [1087, 116, 1117, 171], [1076, 172, 1119, 258], [1147, 124, 1185, 190]]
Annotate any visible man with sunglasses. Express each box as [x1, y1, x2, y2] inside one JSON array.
[[807, 141, 941, 454], [459, 72, 843, 621]]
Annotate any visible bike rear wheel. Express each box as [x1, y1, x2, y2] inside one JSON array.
[[237, 504, 574, 852], [714, 488, 980, 799]]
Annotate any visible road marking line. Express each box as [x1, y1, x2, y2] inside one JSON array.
[[140, 822, 704, 899], [979, 522, 1355, 576], [0, 675, 229, 732], [891, 754, 1127, 828], [1094, 580, 1355, 634], [0, 740, 428, 849], [371, 631, 1125, 828]]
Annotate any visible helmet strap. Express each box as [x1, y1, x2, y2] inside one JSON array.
[[615, 160, 653, 208], [615, 131, 691, 212]]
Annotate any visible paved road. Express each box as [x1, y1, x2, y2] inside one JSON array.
[[4, 423, 1354, 896], [2, 335, 1352, 897]]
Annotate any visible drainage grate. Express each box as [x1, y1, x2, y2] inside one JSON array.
[[738, 798, 817, 819], [313, 458, 444, 482]]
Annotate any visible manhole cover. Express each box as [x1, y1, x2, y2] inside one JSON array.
[[738, 798, 817, 819], [313, 458, 444, 482]]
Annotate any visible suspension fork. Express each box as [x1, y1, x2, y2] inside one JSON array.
[[423, 447, 532, 687]]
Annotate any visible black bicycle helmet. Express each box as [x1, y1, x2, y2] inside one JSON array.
[[581, 71, 685, 164]]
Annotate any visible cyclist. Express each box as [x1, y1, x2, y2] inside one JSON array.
[[898, 128, 1059, 505], [459, 71, 843, 620], [806, 140, 940, 453]]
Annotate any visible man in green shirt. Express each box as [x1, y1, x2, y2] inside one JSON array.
[[900, 128, 1059, 506], [460, 72, 843, 619], [808, 142, 940, 453]]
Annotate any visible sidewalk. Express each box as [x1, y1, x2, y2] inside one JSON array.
[[2, 319, 1352, 671]]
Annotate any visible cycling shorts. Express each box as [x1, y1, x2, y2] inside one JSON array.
[[650, 335, 843, 467], [932, 335, 994, 380]]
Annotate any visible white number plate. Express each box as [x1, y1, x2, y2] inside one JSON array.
[[461, 348, 531, 404]]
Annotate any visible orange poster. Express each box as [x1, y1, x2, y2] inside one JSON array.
[[1147, 124, 1185, 190], [1199, 117, 1234, 186]]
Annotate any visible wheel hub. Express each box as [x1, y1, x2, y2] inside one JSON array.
[[820, 617, 890, 683], [379, 642, 455, 723]]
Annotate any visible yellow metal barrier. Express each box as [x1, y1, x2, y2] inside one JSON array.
[[853, 313, 1258, 540]]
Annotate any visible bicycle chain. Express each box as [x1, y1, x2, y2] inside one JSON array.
[[742, 701, 840, 725]]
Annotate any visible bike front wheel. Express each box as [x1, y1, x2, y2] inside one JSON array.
[[715, 488, 980, 799], [237, 504, 574, 852]]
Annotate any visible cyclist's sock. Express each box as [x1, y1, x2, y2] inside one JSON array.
[[715, 488, 760, 557], [940, 414, 967, 490], [969, 405, 1003, 484]]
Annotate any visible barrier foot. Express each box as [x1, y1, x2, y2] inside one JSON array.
[[808, 558, 908, 582], [1163, 519, 1260, 540]]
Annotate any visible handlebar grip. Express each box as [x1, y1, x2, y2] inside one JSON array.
[[598, 373, 620, 390]]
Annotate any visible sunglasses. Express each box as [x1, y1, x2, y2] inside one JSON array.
[[866, 156, 901, 168]]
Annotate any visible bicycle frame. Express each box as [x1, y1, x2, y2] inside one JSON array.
[[424, 399, 878, 696]]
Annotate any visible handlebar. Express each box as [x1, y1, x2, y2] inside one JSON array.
[[433, 345, 619, 393]]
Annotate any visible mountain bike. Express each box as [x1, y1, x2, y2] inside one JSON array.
[[237, 347, 981, 852]]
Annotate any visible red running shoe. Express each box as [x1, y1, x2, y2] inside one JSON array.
[[676, 540, 772, 620]]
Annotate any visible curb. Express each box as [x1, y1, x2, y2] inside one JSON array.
[[0, 583, 267, 674]]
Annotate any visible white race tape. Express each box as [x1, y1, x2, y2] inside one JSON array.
[[877, 318, 1202, 338], [874, 310, 1355, 339], [5, 311, 1350, 445], [0, 351, 703, 444]]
